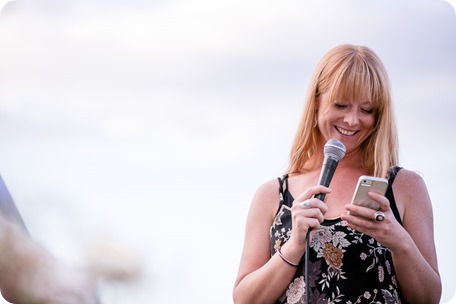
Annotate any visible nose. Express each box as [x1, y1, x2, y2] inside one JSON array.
[[344, 109, 359, 126]]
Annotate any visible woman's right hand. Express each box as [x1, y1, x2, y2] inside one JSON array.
[[288, 185, 330, 248]]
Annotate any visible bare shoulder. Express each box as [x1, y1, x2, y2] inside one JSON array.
[[254, 178, 281, 199], [393, 168, 432, 220], [393, 168, 429, 195], [250, 178, 282, 220]]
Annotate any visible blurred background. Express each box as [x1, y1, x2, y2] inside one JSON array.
[[0, 0, 455, 303]]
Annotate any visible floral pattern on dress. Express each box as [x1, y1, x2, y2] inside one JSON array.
[[271, 195, 401, 304]]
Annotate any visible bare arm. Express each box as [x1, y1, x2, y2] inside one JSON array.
[[389, 169, 441, 303], [233, 180, 299, 304], [342, 169, 441, 304], [233, 179, 329, 304]]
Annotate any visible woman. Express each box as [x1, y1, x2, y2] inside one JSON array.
[[233, 44, 441, 304]]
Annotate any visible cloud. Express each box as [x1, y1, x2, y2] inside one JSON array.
[[0, 0, 13, 13], [443, 0, 456, 13], [0, 0, 455, 302]]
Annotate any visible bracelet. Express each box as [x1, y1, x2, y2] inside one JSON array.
[[277, 247, 299, 267]]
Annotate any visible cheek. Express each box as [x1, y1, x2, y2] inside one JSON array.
[[362, 117, 376, 136], [319, 109, 337, 122], [363, 115, 376, 128]]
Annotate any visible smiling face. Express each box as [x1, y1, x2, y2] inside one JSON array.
[[317, 92, 377, 155], [288, 45, 397, 176]]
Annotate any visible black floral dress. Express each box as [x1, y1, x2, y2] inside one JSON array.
[[270, 167, 403, 304]]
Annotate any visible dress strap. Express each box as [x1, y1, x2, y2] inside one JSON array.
[[386, 166, 403, 225], [277, 174, 289, 196], [275, 174, 289, 215]]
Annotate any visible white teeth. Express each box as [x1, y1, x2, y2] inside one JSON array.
[[337, 127, 356, 136]]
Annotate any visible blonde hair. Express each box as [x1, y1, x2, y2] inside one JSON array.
[[287, 44, 398, 178]]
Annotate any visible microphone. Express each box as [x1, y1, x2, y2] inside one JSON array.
[[314, 138, 346, 201], [305, 138, 346, 304]]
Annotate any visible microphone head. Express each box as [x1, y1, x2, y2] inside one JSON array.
[[324, 139, 346, 161]]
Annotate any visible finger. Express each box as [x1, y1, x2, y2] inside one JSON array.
[[311, 185, 332, 201], [307, 217, 323, 230], [341, 212, 378, 233], [302, 208, 326, 224], [295, 216, 323, 231], [294, 186, 332, 202], [344, 203, 375, 219], [295, 198, 312, 209], [367, 191, 390, 211], [341, 215, 370, 234], [343, 204, 390, 226], [293, 198, 328, 215]]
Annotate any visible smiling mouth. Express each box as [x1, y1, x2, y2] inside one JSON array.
[[336, 126, 358, 136]]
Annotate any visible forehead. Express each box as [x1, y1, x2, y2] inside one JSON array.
[[320, 92, 372, 107], [326, 86, 373, 105], [319, 63, 383, 106]]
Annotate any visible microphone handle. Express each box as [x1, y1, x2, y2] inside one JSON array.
[[314, 156, 339, 202]]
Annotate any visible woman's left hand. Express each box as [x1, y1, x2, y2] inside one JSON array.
[[341, 191, 407, 250]]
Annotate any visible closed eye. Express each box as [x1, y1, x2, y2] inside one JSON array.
[[361, 108, 375, 114], [334, 103, 348, 109]]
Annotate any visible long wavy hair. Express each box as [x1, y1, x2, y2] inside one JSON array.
[[287, 44, 398, 178]]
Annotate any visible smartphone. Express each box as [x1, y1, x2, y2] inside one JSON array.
[[350, 175, 388, 211]]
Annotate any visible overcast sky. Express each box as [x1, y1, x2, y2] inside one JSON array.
[[0, 0, 455, 303]]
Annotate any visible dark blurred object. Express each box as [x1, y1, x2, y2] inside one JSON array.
[[0, 214, 100, 304], [0, 175, 28, 232], [0, 175, 100, 303]]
